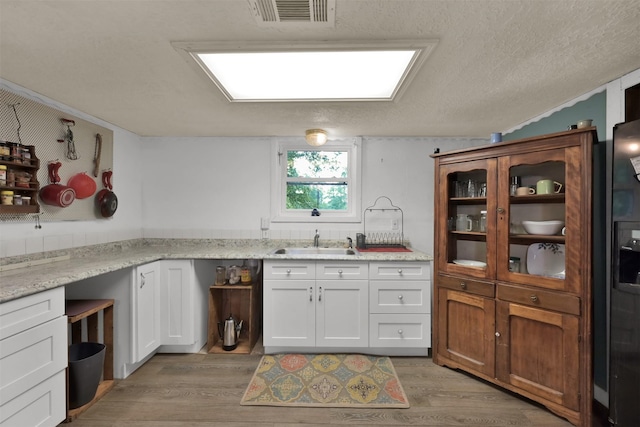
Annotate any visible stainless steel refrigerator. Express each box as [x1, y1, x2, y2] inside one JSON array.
[[609, 119, 640, 426]]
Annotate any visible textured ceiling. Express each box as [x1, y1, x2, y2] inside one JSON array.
[[1, 0, 639, 139]]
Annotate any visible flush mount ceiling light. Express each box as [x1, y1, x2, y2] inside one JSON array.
[[305, 129, 328, 146], [173, 40, 438, 102]]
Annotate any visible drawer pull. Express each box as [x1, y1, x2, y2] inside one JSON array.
[[140, 273, 146, 288], [460, 282, 467, 290], [530, 294, 538, 302], [397, 269, 403, 275], [398, 294, 403, 300], [318, 287, 322, 302], [338, 269, 343, 276], [309, 287, 313, 302], [286, 269, 291, 275], [495, 331, 501, 337], [397, 329, 403, 335]]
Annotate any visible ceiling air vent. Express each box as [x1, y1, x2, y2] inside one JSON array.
[[248, 0, 336, 26]]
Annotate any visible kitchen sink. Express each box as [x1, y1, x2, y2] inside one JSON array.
[[271, 247, 359, 256]]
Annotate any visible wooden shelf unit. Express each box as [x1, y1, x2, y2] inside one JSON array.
[[207, 281, 261, 354], [0, 144, 40, 214], [64, 299, 115, 422]]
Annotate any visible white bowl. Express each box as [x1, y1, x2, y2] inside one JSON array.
[[522, 220, 565, 235]]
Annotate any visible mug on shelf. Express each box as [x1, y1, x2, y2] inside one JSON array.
[[536, 179, 563, 194], [456, 214, 473, 231], [516, 186, 535, 196]]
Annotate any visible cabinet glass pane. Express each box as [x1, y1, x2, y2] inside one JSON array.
[[508, 161, 566, 278], [447, 169, 488, 267]]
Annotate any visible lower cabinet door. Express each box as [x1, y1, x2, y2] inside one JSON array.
[[369, 313, 430, 347], [495, 301, 579, 411], [316, 280, 368, 347], [437, 288, 496, 377], [263, 280, 315, 347], [133, 262, 161, 362]]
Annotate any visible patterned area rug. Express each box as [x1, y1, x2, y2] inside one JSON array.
[[240, 354, 409, 408]]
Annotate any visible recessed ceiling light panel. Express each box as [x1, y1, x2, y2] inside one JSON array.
[[174, 40, 438, 102]]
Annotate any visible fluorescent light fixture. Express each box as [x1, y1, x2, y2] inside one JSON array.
[[174, 40, 438, 102]]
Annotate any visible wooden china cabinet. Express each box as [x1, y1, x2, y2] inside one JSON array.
[[431, 128, 598, 426]]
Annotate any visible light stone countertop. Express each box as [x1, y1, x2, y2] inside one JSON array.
[[0, 238, 432, 303]]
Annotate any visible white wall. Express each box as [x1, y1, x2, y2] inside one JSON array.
[[140, 136, 485, 254]]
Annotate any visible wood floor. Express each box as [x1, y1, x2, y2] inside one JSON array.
[[66, 348, 605, 427]]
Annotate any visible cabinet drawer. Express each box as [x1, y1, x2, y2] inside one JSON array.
[[438, 274, 494, 298], [369, 314, 431, 348], [0, 315, 67, 404], [316, 262, 368, 280], [497, 283, 580, 316], [263, 261, 315, 280], [370, 281, 430, 314], [0, 288, 65, 341], [0, 369, 66, 427], [369, 262, 431, 280]]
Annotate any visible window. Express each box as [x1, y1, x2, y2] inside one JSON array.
[[271, 137, 362, 222]]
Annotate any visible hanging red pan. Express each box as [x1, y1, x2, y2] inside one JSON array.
[[68, 172, 97, 199], [95, 170, 118, 217], [40, 162, 76, 207]]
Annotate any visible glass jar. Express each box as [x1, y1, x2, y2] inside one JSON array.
[[215, 266, 226, 286], [0, 165, 6, 186], [509, 256, 521, 273], [479, 210, 487, 232], [22, 196, 31, 206], [13, 194, 22, 205], [241, 266, 252, 284], [1, 190, 14, 205]]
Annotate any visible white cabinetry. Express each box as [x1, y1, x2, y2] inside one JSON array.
[[160, 260, 194, 347], [264, 260, 432, 356], [263, 261, 368, 351], [159, 259, 213, 353], [369, 262, 431, 350], [0, 287, 67, 427], [132, 261, 161, 363]]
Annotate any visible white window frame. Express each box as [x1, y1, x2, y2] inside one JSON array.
[[271, 137, 362, 223]]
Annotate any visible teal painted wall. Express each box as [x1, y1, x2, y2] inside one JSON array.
[[504, 91, 606, 142]]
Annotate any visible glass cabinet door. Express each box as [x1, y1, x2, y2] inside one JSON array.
[[437, 158, 497, 279], [496, 148, 579, 292]]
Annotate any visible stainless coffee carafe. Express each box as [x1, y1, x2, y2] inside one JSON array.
[[217, 314, 243, 351]]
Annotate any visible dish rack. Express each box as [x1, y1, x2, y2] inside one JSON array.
[[361, 196, 405, 248]]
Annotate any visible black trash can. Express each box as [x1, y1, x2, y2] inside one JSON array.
[[68, 342, 106, 409]]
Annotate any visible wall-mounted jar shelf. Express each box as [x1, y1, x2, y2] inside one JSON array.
[[0, 143, 40, 214]]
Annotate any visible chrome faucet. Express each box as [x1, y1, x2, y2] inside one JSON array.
[[347, 237, 353, 249], [314, 229, 320, 247]]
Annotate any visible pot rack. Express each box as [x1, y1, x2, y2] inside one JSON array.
[[362, 196, 405, 248]]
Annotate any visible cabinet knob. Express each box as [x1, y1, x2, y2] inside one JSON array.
[[530, 294, 538, 302], [318, 286, 322, 302], [338, 269, 343, 276], [497, 207, 505, 214], [398, 294, 403, 300], [397, 329, 403, 335], [495, 331, 501, 337], [309, 287, 313, 302], [460, 282, 467, 290], [397, 269, 403, 275], [286, 269, 291, 275]]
